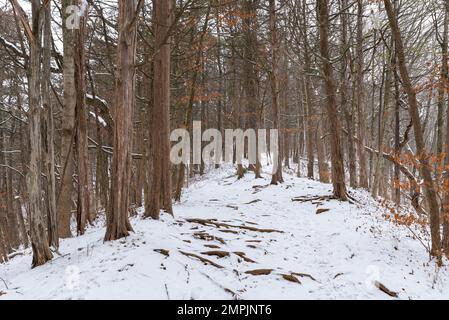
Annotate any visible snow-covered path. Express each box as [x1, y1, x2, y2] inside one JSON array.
[[0, 166, 448, 300]]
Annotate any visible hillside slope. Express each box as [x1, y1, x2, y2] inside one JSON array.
[[0, 165, 448, 300]]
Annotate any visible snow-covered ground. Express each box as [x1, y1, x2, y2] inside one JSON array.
[[0, 165, 448, 300]]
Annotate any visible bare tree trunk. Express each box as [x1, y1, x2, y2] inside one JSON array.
[[42, 0, 58, 248], [105, 0, 140, 241], [269, 0, 283, 185], [372, 39, 393, 198], [0, 222, 7, 263], [58, 0, 77, 239], [355, 0, 368, 189], [384, 0, 442, 263], [339, 0, 356, 188], [436, 0, 448, 165], [243, 0, 261, 178], [75, 9, 90, 235], [19, 0, 54, 267], [316, 119, 330, 183], [440, 0, 449, 256], [146, 0, 173, 219], [317, 0, 347, 200], [301, 0, 315, 179], [1, 126, 13, 253], [215, 0, 224, 170]]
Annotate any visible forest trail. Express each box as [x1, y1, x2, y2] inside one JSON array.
[[0, 165, 448, 300]]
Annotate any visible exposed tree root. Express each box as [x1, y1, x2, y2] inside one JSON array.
[[201, 250, 230, 258], [204, 244, 221, 249], [291, 272, 318, 282], [186, 218, 283, 233], [292, 195, 337, 203], [233, 252, 257, 263], [245, 269, 273, 275], [316, 208, 330, 215], [192, 232, 226, 244], [281, 274, 301, 284], [244, 221, 258, 225], [7, 251, 25, 259], [375, 281, 398, 298], [245, 199, 261, 205], [218, 229, 239, 234], [154, 249, 170, 257], [179, 251, 224, 269], [199, 271, 239, 300], [252, 185, 269, 194]]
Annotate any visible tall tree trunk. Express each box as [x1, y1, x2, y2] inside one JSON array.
[[104, 0, 140, 241], [269, 0, 283, 185], [243, 0, 261, 178], [301, 0, 315, 180], [215, 0, 224, 170], [384, 0, 442, 263], [393, 56, 401, 205], [20, 0, 54, 267], [0, 123, 12, 253], [42, 0, 58, 248], [75, 8, 90, 235], [0, 220, 7, 263], [146, 0, 173, 219], [436, 0, 448, 164], [339, 0, 356, 188], [440, 0, 449, 256], [58, 0, 77, 238], [317, 0, 347, 200], [372, 39, 393, 198], [355, 0, 368, 189]]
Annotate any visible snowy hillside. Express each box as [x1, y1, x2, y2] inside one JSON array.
[[0, 165, 448, 300]]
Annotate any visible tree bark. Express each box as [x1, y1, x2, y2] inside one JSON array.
[[339, 0, 356, 188], [317, 0, 347, 200], [269, 0, 283, 185], [58, 0, 77, 239], [42, 0, 58, 248], [243, 0, 262, 178], [355, 0, 368, 189], [146, 0, 174, 219], [104, 0, 140, 241], [441, 0, 449, 256], [22, 0, 53, 267], [75, 8, 90, 235]]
